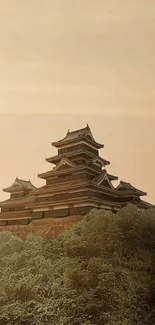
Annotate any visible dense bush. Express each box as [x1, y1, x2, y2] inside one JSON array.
[[0, 204, 155, 325]]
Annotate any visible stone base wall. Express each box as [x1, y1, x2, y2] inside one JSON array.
[[0, 218, 31, 226], [0, 211, 31, 219], [0, 215, 83, 238], [31, 205, 93, 220]]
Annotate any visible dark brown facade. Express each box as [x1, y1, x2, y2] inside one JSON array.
[[0, 125, 154, 224], [26, 125, 154, 218], [0, 178, 36, 221]]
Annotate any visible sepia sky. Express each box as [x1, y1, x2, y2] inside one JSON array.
[[0, 1, 155, 203]]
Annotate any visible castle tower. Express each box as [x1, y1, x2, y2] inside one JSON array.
[[0, 177, 36, 216], [0, 125, 153, 225], [27, 125, 124, 219]]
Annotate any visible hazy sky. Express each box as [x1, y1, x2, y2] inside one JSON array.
[[0, 1, 155, 203]]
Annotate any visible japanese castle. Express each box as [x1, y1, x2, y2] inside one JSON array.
[[0, 125, 153, 226]]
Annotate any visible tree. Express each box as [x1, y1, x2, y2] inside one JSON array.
[[0, 204, 155, 324]]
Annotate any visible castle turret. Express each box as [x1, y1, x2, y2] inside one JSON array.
[[0, 177, 36, 214], [26, 125, 122, 219]]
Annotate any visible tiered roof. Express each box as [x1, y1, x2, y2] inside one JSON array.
[[35, 125, 153, 212], [52, 125, 104, 149], [0, 178, 36, 208], [92, 170, 117, 187], [117, 181, 147, 196], [46, 153, 110, 168], [29, 178, 90, 196], [40, 125, 110, 179], [0, 125, 154, 222], [3, 177, 36, 193], [87, 157, 110, 167], [0, 194, 36, 208], [136, 200, 155, 209]]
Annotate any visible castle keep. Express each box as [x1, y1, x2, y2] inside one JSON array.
[[0, 125, 153, 226]]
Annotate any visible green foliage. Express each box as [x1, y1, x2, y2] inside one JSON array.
[[0, 204, 155, 324]]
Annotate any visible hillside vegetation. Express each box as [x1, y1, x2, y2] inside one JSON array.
[[0, 205, 155, 325]]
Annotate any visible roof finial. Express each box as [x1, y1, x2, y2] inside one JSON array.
[[67, 129, 70, 134], [86, 123, 89, 129]]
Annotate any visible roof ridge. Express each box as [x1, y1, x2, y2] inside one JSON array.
[[121, 181, 140, 190], [67, 126, 88, 135], [140, 199, 154, 206], [17, 178, 31, 183], [118, 181, 146, 195], [121, 181, 130, 185]]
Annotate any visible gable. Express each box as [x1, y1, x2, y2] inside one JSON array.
[[57, 164, 73, 171], [93, 171, 114, 189], [99, 179, 113, 188], [85, 129, 95, 142], [117, 182, 146, 196], [10, 181, 24, 190], [54, 158, 76, 172], [10, 183, 29, 192], [12, 183, 21, 188], [99, 175, 114, 189], [117, 185, 127, 191]]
